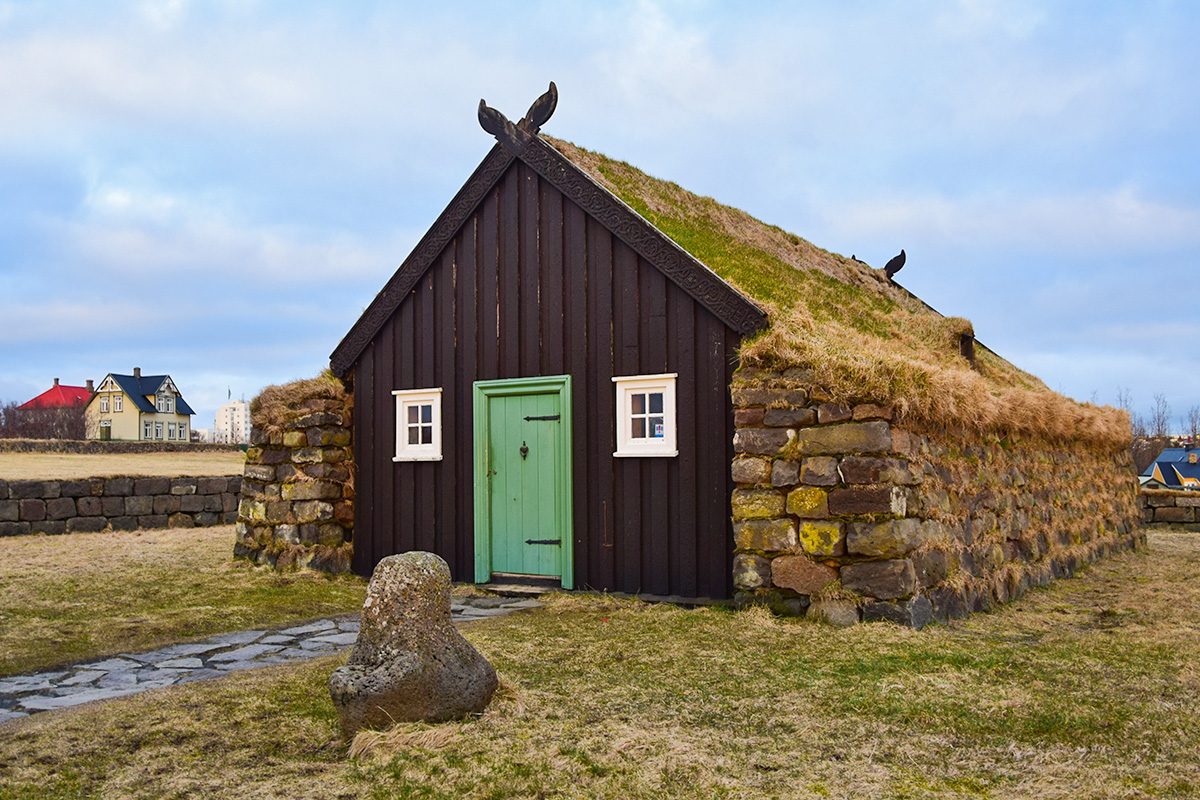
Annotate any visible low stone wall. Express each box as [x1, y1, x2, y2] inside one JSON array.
[[233, 378, 353, 573], [1139, 489, 1200, 529], [730, 367, 1142, 627], [0, 475, 241, 536], [0, 438, 242, 454]]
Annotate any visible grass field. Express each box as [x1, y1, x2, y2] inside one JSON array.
[[0, 450, 245, 480], [0, 526, 365, 677], [1, 530, 1197, 799]]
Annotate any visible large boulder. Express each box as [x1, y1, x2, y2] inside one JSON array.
[[329, 552, 497, 735]]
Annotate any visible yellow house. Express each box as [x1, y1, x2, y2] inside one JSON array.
[[85, 368, 196, 443]]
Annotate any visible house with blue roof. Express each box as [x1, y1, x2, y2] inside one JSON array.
[[1141, 447, 1200, 490], [84, 367, 195, 443]]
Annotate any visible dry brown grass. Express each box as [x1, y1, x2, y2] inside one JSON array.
[[2, 530, 1197, 799], [0, 450, 245, 480], [251, 371, 347, 435], [550, 137, 1128, 450], [0, 526, 364, 676]]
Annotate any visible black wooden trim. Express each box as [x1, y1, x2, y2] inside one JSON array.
[[521, 138, 767, 336], [330, 145, 516, 376], [330, 135, 768, 376]]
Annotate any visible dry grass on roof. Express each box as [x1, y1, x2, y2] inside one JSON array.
[[549, 137, 1129, 449], [250, 370, 347, 434]]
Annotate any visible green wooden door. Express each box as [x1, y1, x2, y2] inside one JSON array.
[[485, 392, 564, 577]]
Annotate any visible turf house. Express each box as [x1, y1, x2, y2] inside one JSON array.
[[236, 84, 1141, 627]]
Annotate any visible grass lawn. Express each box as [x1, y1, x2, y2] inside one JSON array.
[[0, 526, 365, 676], [2, 530, 1198, 799], [0, 450, 245, 480]]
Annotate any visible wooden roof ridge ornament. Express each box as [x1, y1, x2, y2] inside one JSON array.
[[883, 249, 906, 281], [478, 82, 558, 154]]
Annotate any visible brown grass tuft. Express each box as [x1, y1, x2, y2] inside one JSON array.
[[250, 371, 347, 435], [348, 724, 459, 761]]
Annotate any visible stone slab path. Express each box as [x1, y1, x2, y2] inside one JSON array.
[[0, 595, 540, 723]]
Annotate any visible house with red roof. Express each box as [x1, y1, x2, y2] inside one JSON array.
[[18, 378, 94, 410]]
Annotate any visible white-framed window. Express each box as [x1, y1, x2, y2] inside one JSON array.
[[154, 422, 163, 439], [612, 373, 678, 458], [99, 419, 112, 428], [392, 388, 442, 462], [168, 422, 176, 440], [166, 396, 173, 413], [114, 395, 122, 412], [179, 424, 187, 441], [143, 421, 152, 439], [100, 397, 109, 412]]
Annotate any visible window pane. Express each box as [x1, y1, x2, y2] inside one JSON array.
[[632, 418, 645, 439], [649, 392, 663, 413], [407, 405, 419, 424], [421, 425, 432, 445], [650, 416, 665, 438], [421, 404, 432, 424], [408, 427, 419, 445], [631, 393, 645, 414]]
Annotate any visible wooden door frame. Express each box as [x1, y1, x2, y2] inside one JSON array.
[[472, 375, 574, 588]]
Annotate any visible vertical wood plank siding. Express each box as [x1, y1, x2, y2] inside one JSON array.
[[351, 163, 739, 599]]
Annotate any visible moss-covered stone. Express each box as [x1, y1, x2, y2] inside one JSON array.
[[786, 487, 828, 519], [734, 519, 797, 552], [797, 521, 842, 557], [731, 489, 786, 520]]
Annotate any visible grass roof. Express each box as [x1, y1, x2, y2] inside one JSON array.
[[548, 137, 1128, 450]]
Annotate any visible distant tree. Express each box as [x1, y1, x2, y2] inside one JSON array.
[[1116, 387, 1148, 437], [1150, 393, 1172, 438], [0, 399, 86, 439], [1187, 405, 1200, 440]]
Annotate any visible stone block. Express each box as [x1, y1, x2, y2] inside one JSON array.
[[928, 585, 970, 622], [75, 496, 103, 517], [275, 524, 300, 544], [168, 512, 195, 528], [771, 555, 837, 594], [134, 478, 170, 495], [66, 517, 107, 533], [731, 387, 775, 407], [243, 464, 276, 482], [791, 421, 891, 456], [911, 548, 952, 588], [45, 497, 76, 520], [170, 478, 198, 495], [847, 518, 924, 558], [276, 464, 299, 482], [796, 521, 843, 557], [770, 460, 800, 486], [283, 430, 308, 448], [32, 520, 65, 534], [734, 408, 765, 427], [153, 495, 181, 514], [222, 493, 239, 513], [841, 559, 917, 600], [734, 519, 797, 552], [733, 428, 793, 456], [318, 524, 347, 547], [808, 599, 859, 627], [786, 487, 828, 519], [59, 480, 94, 497], [194, 512, 221, 527], [731, 457, 771, 485], [800, 457, 840, 486], [861, 596, 933, 629], [334, 501, 355, 526], [11, 481, 59, 499], [137, 514, 169, 529], [0, 479, 6, 499], [731, 489, 785, 520], [294, 500, 335, 523], [732, 553, 772, 590], [852, 403, 894, 421], [222, 510, 239, 524], [203, 495, 223, 512], [105, 478, 134, 496], [282, 481, 342, 501], [829, 486, 906, 516], [265, 501, 293, 524], [18, 499, 46, 522], [0, 521, 32, 536], [839, 456, 919, 486], [1155, 506, 1195, 523], [0, 500, 17, 522], [197, 477, 229, 494], [101, 496, 125, 517], [763, 407, 816, 428], [109, 516, 138, 531], [816, 403, 852, 424], [179, 495, 206, 513], [1176, 495, 1200, 508], [292, 411, 344, 428]]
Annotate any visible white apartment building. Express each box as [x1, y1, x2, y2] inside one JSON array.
[[214, 399, 252, 444]]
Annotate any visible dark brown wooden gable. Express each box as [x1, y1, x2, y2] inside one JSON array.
[[350, 159, 740, 599], [330, 138, 766, 377]]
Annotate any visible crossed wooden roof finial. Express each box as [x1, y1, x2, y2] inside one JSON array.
[[478, 81, 558, 154]]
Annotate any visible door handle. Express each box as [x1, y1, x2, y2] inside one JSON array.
[[520, 441, 528, 460]]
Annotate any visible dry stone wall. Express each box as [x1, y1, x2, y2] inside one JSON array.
[[0, 476, 240, 537], [1139, 489, 1200, 529], [233, 382, 353, 573], [731, 367, 1142, 627]]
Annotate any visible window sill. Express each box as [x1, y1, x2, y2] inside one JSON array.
[[613, 450, 678, 458], [393, 455, 444, 462]]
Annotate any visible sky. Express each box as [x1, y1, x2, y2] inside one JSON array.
[[1, 0, 1197, 431]]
